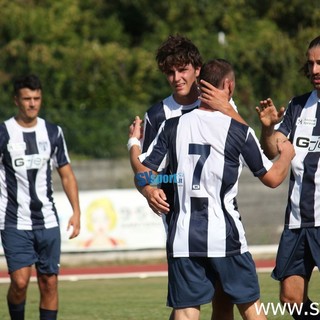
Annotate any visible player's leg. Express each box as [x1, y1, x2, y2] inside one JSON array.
[[7, 267, 32, 319], [167, 257, 214, 320], [211, 279, 234, 320], [8, 267, 32, 303], [35, 227, 61, 319], [174, 307, 200, 320], [213, 252, 261, 320], [1, 228, 37, 320], [280, 275, 315, 320], [37, 273, 58, 315], [237, 299, 266, 320], [272, 228, 320, 319], [280, 275, 307, 306]]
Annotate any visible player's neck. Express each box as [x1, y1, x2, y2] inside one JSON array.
[[14, 115, 38, 128], [172, 91, 199, 106], [199, 103, 215, 112]]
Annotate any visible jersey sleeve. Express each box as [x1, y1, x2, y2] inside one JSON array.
[[141, 121, 169, 172], [51, 125, 71, 168], [241, 127, 273, 177], [276, 92, 311, 139], [141, 101, 166, 153], [276, 102, 293, 138]]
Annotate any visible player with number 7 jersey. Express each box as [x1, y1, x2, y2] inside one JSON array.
[[141, 108, 282, 257]]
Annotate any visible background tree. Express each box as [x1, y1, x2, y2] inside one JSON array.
[[0, 0, 319, 158]]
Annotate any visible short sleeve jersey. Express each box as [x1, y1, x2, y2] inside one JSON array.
[[0, 117, 70, 230], [141, 95, 238, 231], [141, 95, 199, 230], [276, 90, 320, 229], [142, 109, 273, 257]]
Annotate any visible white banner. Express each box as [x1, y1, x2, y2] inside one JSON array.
[[0, 189, 167, 254]]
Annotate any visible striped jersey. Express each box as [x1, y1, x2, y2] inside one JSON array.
[[141, 95, 237, 231], [141, 95, 238, 152], [141, 95, 199, 231], [142, 109, 273, 257], [0, 117, 70, 230], [277, 90, 320, 229]]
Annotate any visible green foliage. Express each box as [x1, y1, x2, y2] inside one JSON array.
[[0, 0, 319, 157]]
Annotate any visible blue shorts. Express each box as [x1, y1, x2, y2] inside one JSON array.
[[272, 227, 320, 281], [167, 252, 260, 308], [1, 227, 61, 274]]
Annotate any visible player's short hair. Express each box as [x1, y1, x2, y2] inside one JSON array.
[[200, 58, 234, 88], [13, 74, 42, 96], [156, 34, 202, 74]]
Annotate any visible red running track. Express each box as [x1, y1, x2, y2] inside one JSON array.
[[0, 259, 275, 281]]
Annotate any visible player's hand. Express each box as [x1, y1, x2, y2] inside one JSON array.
[[67, 213, 81, 239], [277, 139, 295, 160], [129, 116, 143, 139], [142, 185, 170, 216], [255, 98, 285, 127], [199, 79, 231, 112]]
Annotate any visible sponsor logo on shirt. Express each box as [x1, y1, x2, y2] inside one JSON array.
[[296, 117, 317, 127], [7, 142, 26, 152], [12, 154, 49, 170], [295, 135, 320, 152]]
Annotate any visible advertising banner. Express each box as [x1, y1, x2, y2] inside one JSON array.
[[0, 189, 167, 254]]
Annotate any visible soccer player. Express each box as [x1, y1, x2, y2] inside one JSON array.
[[0, 74, 81, 320], [135, 59, 295, 320], [128, 35, 241, 320], [256, 35, 320, 319]]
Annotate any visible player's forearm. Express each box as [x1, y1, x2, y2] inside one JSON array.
[[260, 141, 294, 188], [58, 165, 81, 216], [62, 175, 81, 216], [260, 125, 279, 159], [129, 145, 144, 174]]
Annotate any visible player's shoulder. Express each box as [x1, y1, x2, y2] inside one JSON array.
[[146, 99, 164, 115], [290, 91, 313, 106], [40, 118, 63, 138], [0, 121, 7, 131], [40, 118, 60, 129]]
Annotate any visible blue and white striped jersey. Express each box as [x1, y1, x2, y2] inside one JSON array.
[[142, 95, 238, 152], [277, 90, 320, 229], [0, 117, 70, 230], [141, 95, 200, 153], [141, 95, 200, 231], [141, 95, 237, 231], [142, 109, 273, 258]]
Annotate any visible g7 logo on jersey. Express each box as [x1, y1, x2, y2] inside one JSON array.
[[13, 155, 47, 170], [296, 136, 320, 152]]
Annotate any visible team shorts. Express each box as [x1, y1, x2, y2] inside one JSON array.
[[1, 227, 61, 274], [167, 252, 260, 308], [272, 227, 320, 281]]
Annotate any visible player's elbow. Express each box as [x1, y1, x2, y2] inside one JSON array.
[[259, 173, 283, 189]]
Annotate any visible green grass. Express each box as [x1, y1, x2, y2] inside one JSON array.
[[0, 272, 319, 319]]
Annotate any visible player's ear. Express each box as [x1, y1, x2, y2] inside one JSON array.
[[228, 80, 235, 99], [223, 78, 234, 100], [195, 66, 201, 78]]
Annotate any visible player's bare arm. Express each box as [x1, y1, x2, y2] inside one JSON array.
[[128, 116, 144, 173], [259, 139, 295, 188], [57, 164, 81, 239], [128, 117, 170, 215], [256, 98, 286, 159]]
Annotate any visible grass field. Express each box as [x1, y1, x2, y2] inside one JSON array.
[[0, 272, 319, 319]]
